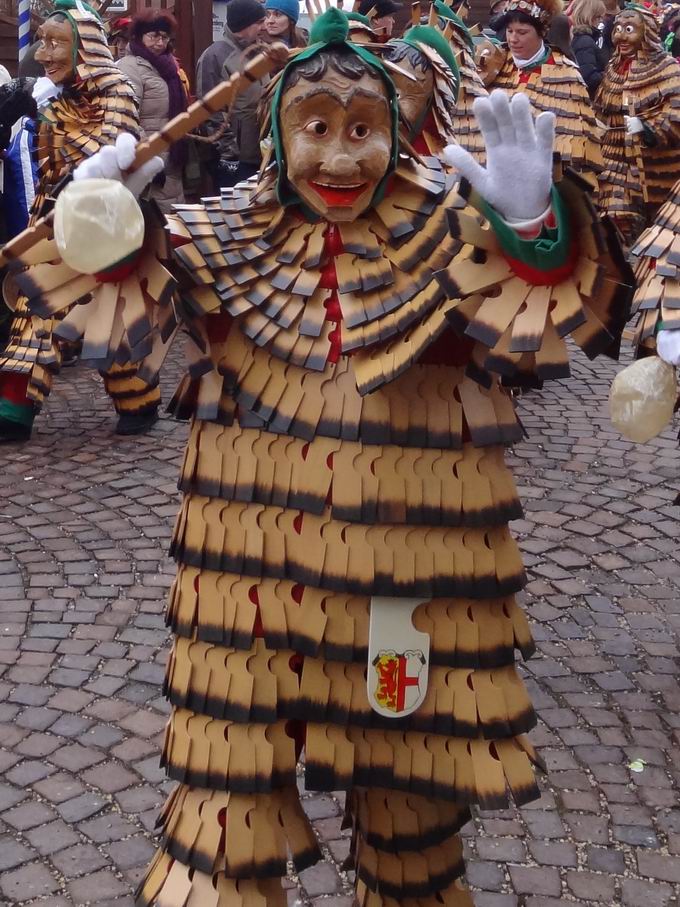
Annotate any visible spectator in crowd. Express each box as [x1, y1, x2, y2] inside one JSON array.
[[571, 0, 608, 96], [220, 0, 267, 184], [119, 9, 188, 212], [264, 0, 307, 46], [358, 0, 401, 39]]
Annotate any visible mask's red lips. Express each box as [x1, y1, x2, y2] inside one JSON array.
[[309, 181, 367, 206]]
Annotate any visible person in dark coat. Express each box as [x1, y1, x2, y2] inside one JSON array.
[[571, 0, 608, 97]]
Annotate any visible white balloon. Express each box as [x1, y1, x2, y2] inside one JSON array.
[[54, 178, 145, 275], [609, 357, 677, 443]]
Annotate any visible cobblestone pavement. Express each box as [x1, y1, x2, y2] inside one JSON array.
[[0, 343, 679, 907]]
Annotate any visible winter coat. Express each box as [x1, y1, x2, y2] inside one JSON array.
[[195, 33, 238, 161], [118, 53, 185, 212], [221, 30, 269, 166], [572, 28, 609, 97]]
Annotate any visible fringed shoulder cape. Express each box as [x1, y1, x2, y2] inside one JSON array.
[[490, 47, 603, 184]]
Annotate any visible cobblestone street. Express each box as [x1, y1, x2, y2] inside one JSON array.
[[0, 343, 678, 907]]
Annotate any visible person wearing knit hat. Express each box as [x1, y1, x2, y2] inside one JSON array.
[[218, 0, 268, 184], [118, 9, 189, 212], [264, 0, 307, 47], [226, 0, 266, 39]]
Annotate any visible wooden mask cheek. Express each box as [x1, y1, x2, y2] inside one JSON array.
[[393, 67, 433, 131], [35, 21, 76, 83]]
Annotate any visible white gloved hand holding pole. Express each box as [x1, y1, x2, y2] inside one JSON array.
[[624, 115, 645, 136], [72, 132, 164, 198], [443, 89, 556, 230], [656, 329, 680, 366]]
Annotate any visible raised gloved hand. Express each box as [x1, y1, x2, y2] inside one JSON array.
[[443, 89, 555, 227], [72, 132, 164, 198], [624, 115, 644, 136], [656, 329, 680, 366], [32, 76, 61, 108]]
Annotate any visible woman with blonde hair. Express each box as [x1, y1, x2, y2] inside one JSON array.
[[571, 0, 609, 96]]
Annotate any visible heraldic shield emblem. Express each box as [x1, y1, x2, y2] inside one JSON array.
[[367, 597, 431, 719]]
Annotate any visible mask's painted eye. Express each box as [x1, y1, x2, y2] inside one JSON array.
[[351, 123, 370, 139], [305, 120, 328, 136], [626, 24, 635, 32]]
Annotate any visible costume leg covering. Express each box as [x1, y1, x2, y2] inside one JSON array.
[[100, 361, 161, 416]]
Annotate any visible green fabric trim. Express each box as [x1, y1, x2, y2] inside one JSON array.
[[270, 7, 400, 211], [52, 0, 102, 22], [401, 24, 461, 99], [482, 186, 571, 271], [432, 1, 474, 51], [0, 399, 35, 427]]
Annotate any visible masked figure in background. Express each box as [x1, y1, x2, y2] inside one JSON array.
[[483, 0, 602, 184], [382, 24, 462, 155], [35, 9, 632, 905], [595, 5, 680, 243], [432, 0, 488, 161], [0, 0, 166, 442]]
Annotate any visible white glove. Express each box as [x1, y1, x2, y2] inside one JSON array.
[[656, 329, 680, 366], [624, 115, 644, 136], [443, 90, 555, 226], [72, 133, 164, 198], [32, 76, 62, 108]]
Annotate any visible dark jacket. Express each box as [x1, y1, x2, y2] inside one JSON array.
[[572, 28, 609, 98], [195, 31, 238, 160], [196, 36, 231, 97], [221, 30, 268, 166]]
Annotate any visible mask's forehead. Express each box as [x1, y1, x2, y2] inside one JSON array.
[[280, 67, 388, 115], [616, 10, 642, 26], [39, 17, 73, 40]]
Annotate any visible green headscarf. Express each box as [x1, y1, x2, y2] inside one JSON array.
[[400, 23, 461, 94], [270, 7, 400, 211]]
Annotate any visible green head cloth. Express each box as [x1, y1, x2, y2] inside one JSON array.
[[270, 6, 400, 212], [401, 23, 461, 98]]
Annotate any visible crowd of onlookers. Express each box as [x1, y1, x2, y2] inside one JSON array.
[[11, 0, 680, 206]]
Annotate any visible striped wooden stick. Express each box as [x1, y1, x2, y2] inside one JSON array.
[[0, 43, 287, 265]]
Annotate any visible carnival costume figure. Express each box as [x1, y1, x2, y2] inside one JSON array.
[[0, 0, 164, 441], [430, 0, 488, 162], [595, 4, 680, 243], [377, 24, 462, 156], [484, 0, 603, 183], [11, 9, 633, 905]]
